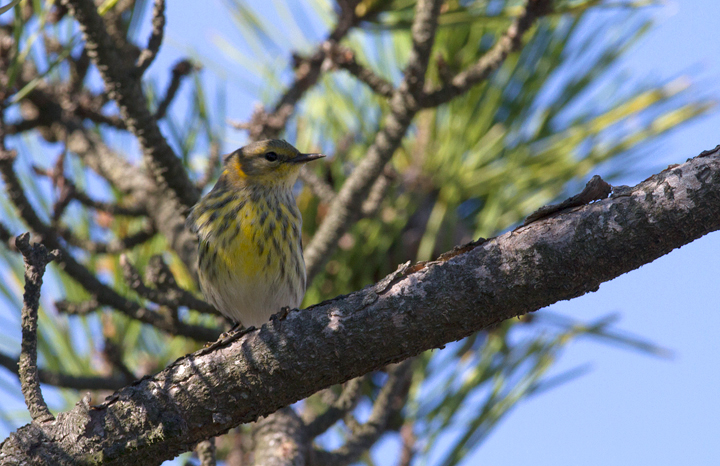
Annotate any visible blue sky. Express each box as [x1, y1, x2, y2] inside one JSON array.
[[2, 1, 719, 465]]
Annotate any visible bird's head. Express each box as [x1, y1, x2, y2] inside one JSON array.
[[223, 139, 324, 190]]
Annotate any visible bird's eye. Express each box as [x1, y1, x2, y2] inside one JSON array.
[[264, 151, 278, 162]]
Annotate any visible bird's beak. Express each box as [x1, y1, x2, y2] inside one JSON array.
[[291, 153, 325, 164]]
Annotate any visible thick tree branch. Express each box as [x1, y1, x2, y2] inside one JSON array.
[[3, 147, 719, 464]]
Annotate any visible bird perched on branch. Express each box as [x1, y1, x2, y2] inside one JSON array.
[[187, 139, 324, 328]]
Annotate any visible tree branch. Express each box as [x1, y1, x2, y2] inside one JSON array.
[[324, 43, 394, 98], [304, 375, 366, 438], [0, 151, 219, 341], [0, 351, 128, 391], [245, 1, 361, 141], [303, 0, 444, 281], [154, 59, 196, 121], [314, 361, 412, 466], [61, 0, 200, 209], [419, 0, 553, 107], [251, 408, 309, 466], [135, 0, 166, 74], [14, 233, 60, 423], [3, 147, 719, 464], [195, 439, 216, 466]]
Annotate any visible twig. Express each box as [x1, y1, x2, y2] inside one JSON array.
[[397, 423, 416, 466], [299, 166, 336, 202], [245, 1, 361, 141], [14, 232, 60, 423], [403, 0, 444, 98], [5, 117, 46, 134], [62, 0, 200, 208], [419, 0, 554, 107], [197, 141, 221, 191], [304, 0, 444, 282], [304, 375, 366, 438], [196, 439, 216, 466], [324, 43, 394, 98], [0, 150, 220, 341], [143, 255, 221, 317], [32, 164, 147, 217], [102, 338, 136, 384], [303, 0, 552, 282], [135, 0, 165, 75], [361, 167, 395, 217], [57, 222, 157, 254], [55, 299, 99, 316], [154, 59, 197, 120], [0, 351, 127, 391], [121, 254, 220, 317], [313, 361, 413, 466]]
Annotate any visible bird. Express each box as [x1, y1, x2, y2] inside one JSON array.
[[186, 139, 324, 328]]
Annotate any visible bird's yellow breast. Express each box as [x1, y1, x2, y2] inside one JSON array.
[[189, 185, 306, 326]]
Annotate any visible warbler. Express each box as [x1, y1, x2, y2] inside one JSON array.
[[186, 139, 324, 328]]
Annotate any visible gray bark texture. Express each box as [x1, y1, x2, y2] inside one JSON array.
[[1, 147, 719, 465]]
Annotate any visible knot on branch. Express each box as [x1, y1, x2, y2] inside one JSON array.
[[14, 232, 61, 270]]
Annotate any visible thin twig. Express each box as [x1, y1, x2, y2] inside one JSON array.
[[419, 0, 554, 107], [245, 1, 361, 141], [0, 151, 220, 341], [304, 0, 551, 282], [62, 0, 200, 208], [135, 0, 166, 74], [55, 299, 99, 316], [143, 254, 221, 317], [14, 232, 60, 423], [361, 167, 395, 217], [304, 0, 444, 281], [57, 222, 157, 254], [324, 43, 395, 98], [154, 59, 196, 120], [102, 338, 136, 384], [304, 375, 366, 438], [397, 423, 416, 466], [299, 166, 336, 202], [33, 165, 147, 217], [197, 141, 221, 191], [0, 351, 127, 391], [313, 361, 413, 466]]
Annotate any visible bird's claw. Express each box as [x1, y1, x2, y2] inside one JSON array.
[[270, 306, 292, 322]]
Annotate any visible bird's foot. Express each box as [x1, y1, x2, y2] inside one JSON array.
[[270, 306, 292, 322]]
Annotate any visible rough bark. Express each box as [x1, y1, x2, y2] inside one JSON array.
[[1, 147, 719, 465]]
